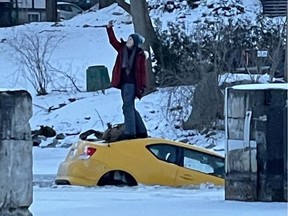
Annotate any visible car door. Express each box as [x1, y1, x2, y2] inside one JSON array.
[[174, 147, 225, 187], [146, 144, 179, 186]]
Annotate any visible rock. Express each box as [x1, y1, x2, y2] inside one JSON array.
[[56, 133, 65, 140], [32, 125, 56, 137]]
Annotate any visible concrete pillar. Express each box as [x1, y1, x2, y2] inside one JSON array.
[[0, 90, 33, 216], [225, 84, 288, 202]]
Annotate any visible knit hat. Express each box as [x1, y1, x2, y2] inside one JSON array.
[[129, 33, 145, 47]]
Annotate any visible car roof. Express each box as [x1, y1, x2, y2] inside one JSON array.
[[57, 1, 76, 4], [57, 2, 83, 8], [84, 137, 224, 158]]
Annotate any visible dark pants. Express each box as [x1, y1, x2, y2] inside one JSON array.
[[121, 83, 147, 136]]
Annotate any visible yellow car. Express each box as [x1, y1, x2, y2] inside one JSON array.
[[55, 138, 224, 187]]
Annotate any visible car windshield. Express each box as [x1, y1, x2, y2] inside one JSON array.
[[71, 5, 82, 13]]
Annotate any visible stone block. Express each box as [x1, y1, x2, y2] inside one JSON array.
[[0, 90, 33, 215], [0, 90, 32, 140]]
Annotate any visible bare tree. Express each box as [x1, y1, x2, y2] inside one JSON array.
[[49, 64, 82, 92], [251, 16, 287, 82], [7, 30, 80, 95]]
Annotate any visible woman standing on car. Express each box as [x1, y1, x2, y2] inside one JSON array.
[[106, 21, 148, 140]]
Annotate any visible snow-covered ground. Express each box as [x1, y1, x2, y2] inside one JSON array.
[[31, 185, 286, 216], [31, 148, 287, 216], [0, 1, 287, 215]]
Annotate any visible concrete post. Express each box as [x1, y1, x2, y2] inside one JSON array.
[[0, 90, 33, 216]]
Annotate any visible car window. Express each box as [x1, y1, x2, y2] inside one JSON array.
[[57, 4, 63, 10], [147, 144, 178, 164], [58, 4, 72, 12], [182, 148, 224, 178], [71, 5, 82, 13]]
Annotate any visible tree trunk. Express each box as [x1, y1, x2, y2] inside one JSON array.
[[130, 0, 156, 90], [115, 0, 162, 90], [46, 0, 57, 22], [285, 5, 288, 82], [99, 0, 115, 9], [183, 72, 224, 130]]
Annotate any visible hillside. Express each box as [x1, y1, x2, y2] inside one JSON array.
[[0, 0, 280, 152]]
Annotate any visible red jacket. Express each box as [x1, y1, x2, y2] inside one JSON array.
[[106, 27, 147, 99]]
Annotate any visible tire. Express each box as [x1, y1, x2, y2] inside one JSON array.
[[97, 170, 137, 186]]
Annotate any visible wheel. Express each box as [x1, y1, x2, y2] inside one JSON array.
[[97, 170, 137, 186]]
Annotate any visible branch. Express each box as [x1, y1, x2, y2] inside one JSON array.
[[114, 0, 131, 14], [65, 74, 82, 92], [32, 103, 49, 112]]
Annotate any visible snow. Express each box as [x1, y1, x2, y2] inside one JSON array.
[[148, 0, 263, 33], [232, 83, 288, 90], [0, 88, 26, 91], [219, 73, 271, 85], [0, 1, 287, 215], [33, 147, 69, 175], [31, 147, 287, 216], [31, 184, 287, 216]]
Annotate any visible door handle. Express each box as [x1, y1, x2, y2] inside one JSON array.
[[180, 174, 194, 180]]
